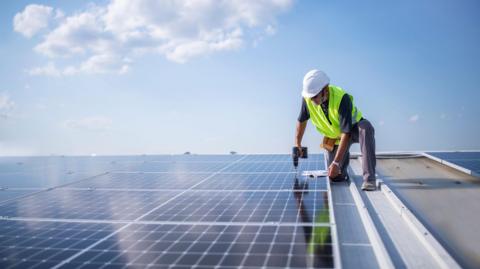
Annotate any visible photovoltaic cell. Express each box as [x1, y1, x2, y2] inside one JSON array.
[[453, 160, 480, 174], [0, 154, 335, 268], [67, 172, 209, 190], [0, 220, 117, 269], [0, 157, 60, 173], [0, 171, 103, 188], [67, 172, 327, 191], [132, 154, 244, 162], [140, 190, 329, 224], [427, 151, 480, 160], [240, 154, 325, 163], [0, 189, 179, 220], [427, 151, 480, 175], [0, 156, 114, 174], [0, 190, 37, 203], [53, 224, 332, 268], [193, 173, 328, 191], [222, 161, 323, 173], [111, 161, 229, 173]]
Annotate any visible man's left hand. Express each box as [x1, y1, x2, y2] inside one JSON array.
[[328, 163, 340, 178]]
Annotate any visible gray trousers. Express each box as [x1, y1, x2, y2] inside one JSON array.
[[325, 119, 376, 182]]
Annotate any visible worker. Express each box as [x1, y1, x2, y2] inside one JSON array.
[[295, 70, 376, 191]]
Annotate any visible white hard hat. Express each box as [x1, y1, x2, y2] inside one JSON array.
[[302, 69, 330, 98]]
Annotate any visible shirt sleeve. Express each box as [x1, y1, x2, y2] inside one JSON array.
[[338, 94, 353, 133], [297, 98, 310, 122]]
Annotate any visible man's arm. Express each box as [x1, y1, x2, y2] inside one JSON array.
[[335, 94, 354, 163], [295, 98, 309, 154], [295, 120, 307, 150], [328, 94, 353, 177], [334, 132, 350, 164], [328, 132, 350, 178]]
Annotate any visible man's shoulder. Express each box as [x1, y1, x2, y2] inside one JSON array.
[[330, 84, 348, 93], [330, 85, 354, 99]]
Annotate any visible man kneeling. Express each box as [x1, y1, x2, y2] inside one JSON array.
[[294, 70, 377, 191]]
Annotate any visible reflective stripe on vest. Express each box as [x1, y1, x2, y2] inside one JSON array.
[[304, 85, 363, 139]]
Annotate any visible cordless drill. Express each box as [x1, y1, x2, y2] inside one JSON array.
[[292, 146, 308, 169]]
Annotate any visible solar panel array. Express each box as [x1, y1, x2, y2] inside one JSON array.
[[427, 151, 480, 175], [0, 154, 335, 268]]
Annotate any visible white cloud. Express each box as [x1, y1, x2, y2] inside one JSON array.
[[27, 54, 130, 77], [65, 54, 130, 75], [0, 93, 15, 119], [409, 114, 419, 123], [17, 0, 293, 75], [27, 62, 62, 76], [13, 4, 54, 38], [28, 55, 129, 76], [64, 116, 113, 131], [34, 8, 111, 58]]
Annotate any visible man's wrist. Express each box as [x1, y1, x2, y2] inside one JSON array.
[[331, 161, 340, 168]]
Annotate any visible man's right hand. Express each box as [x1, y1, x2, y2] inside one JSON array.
[[296, 145, 303, 157]]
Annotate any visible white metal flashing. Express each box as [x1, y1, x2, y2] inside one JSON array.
[[323, 156, 342, 269], [355, 157, 461, 269], [346, 171, 395, 269], [379, 182, 461, 269]]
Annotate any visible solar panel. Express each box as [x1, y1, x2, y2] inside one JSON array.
[[69, 172, 209, 190], [0, 221, 117, 268], [426, 151, 480, 175], [112, 162, 229, 173], [193, 173, 328, 191], [0, 172, 104, 189], [0, 157, 110, 202], [0, 190, 38, 203], [0, 154, 336, 268], [140, 191, 329, 224], [0, 189, 180, 220]]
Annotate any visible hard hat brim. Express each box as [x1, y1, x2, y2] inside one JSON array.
[[301, 87, 322, 98]]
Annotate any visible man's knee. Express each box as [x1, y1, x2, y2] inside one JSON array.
[[359, 119, 375, 136]]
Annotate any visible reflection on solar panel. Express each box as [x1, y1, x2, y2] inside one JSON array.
[[426, 151, 480, 175], [0, 154, 335, 268]]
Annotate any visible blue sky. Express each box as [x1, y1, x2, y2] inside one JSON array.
[[1, 0, 479, 155]]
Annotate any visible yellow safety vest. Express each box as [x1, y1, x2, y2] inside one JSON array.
[[304, 85, 362, 140]]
